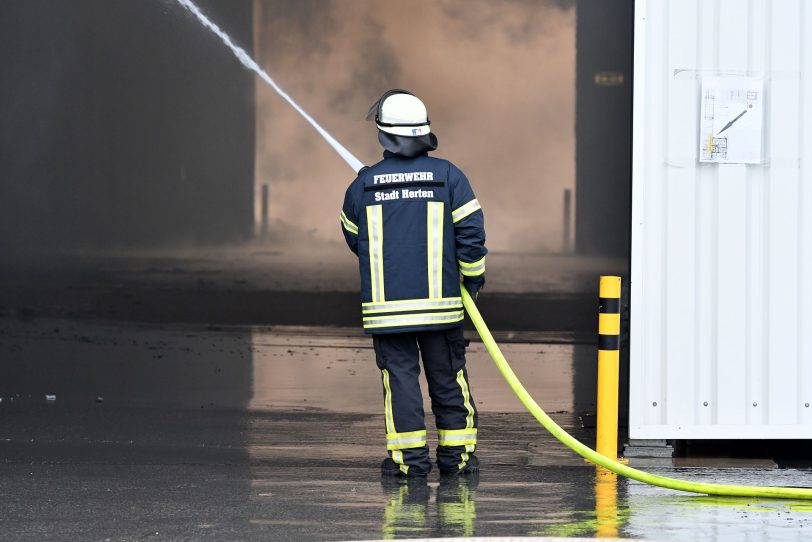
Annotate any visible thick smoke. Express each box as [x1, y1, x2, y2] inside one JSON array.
[[255, 0, 574, 252]]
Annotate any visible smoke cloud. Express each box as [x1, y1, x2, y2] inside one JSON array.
[[255, 0, 574, 252]]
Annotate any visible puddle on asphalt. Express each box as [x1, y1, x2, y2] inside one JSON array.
[[247, 326, 578, 414], [243, 464, 812, 540]]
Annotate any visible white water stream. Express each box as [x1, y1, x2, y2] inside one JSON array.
[[175, 0, 365, 173]]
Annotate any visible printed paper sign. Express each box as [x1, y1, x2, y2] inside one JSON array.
[[699, 76, 764, 164]]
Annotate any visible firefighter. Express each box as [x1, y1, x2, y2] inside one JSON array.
[[340, 89, 487, 477]]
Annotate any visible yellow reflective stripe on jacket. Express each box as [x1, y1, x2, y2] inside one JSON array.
[[366, 205, 385, 303], [451, 198, 481, 223], [427, 201, 444, 298], [363, 310, 464, 330], [458, 256, 485, 277], [386, 429, 428, 450], [362, 297, 462, 315], [437, 428, 478, 447], [340, 210, 358, 235]]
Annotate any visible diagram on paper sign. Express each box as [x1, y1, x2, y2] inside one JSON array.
[[699, 76, 764, 164]]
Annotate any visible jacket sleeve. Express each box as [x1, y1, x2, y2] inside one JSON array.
[[340, 179, 360, 255], [448, 163, 487, 279]]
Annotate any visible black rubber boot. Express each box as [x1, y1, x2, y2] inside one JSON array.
[[439, 454, 479, 476], [381, 458, 430, 478]]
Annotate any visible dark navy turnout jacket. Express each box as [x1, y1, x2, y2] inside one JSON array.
[[341, 150, 487, 334]]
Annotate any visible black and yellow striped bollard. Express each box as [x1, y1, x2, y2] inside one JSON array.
[[596, 275, 624, 462]]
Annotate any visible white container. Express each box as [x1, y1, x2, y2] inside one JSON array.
[[630, 0, 812, 439]]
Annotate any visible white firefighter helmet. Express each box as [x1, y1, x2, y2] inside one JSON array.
[[366, 89, 431, 137]]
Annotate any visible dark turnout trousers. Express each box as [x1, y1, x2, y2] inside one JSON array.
[[373, 326, 478, 475]]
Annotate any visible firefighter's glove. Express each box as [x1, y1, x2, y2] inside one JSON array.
[[463, 275, 485, 301]]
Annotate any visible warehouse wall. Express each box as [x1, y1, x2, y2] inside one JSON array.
[[0, 0, 255, 251], [630, 0, 811, 439], [575, 0, 634, 257]]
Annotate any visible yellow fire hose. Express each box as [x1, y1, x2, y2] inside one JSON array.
[[461, 288, 812, 500]]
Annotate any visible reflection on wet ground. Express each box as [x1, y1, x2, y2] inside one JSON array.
[[1, 318, 811, 540], [248, 327, 578, 414]]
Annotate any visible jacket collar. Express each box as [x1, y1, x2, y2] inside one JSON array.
[[383, 149, 428, 159], [379, 130, 438, 158]]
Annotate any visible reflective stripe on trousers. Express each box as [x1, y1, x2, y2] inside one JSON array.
[[382, 369, 409, 473], [437, 428, 478, 447], [455, 369, 477, 465], [387, 429, 428, 451]]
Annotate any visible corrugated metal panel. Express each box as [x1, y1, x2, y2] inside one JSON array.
[[630, 0, 811, 439]]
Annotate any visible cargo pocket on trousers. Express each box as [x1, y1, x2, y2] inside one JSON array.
[[372, 336, 387, 370], [445, 327, 467, 374]]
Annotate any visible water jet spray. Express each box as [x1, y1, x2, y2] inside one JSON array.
[[175, 0, 364, 173]]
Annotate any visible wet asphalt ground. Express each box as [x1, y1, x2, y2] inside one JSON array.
[[1, 247, 811, 540], [1, 318, 811, 541]]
